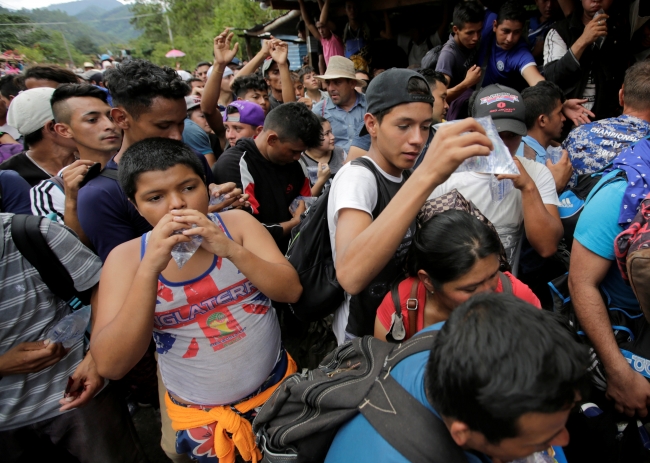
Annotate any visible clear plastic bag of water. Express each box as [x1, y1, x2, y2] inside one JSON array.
[[434, 116, 520, 175], [289, 196, 317, 214], [171, 224, 203, 269], [511, 451, 556, 463], [546, 146, 563, 164], [209, 194, 231, 211], [45, 305, 91, 348], [307, 167, 319, 185], [490, 174, 515, 203]]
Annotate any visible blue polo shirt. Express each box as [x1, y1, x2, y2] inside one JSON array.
[[516, 135, 547, 164], [313, 92, 367, 153], [479, 12, 536, 90]]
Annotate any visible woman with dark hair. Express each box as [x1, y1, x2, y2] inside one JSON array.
[[375, 209, 540, 341]]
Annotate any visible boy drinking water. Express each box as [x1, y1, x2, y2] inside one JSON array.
[[90, 138, 301, 463]]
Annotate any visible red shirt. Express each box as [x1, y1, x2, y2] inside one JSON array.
[[376, 272, 541, 339]]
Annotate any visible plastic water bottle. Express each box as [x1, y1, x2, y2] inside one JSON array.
[[546, 146, 563, 164], [594, 9, 606, 48], [45, 306, 91, 348]]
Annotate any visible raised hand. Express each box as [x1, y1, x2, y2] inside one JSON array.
[[214, 28, 239, 66], [269, 39, 289, 66], [420, 118, 493, 185]]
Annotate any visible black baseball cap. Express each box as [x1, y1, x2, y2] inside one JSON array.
[[360, 68, 433, 136], [472, 84, 527, 136]]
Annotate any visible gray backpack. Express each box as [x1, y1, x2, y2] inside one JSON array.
[[253, 333, 469, 463]]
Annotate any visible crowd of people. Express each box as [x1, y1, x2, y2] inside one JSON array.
[[2, 0, 650, 462]]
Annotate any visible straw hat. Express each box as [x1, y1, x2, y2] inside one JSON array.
[[315, 56, 367, 88]]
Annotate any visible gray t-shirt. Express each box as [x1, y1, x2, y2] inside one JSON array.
[[0, 214, 102, 431], [300, 146, 347, 189], [435, 36, 477, 89]]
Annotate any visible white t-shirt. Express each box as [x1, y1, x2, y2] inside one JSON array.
[[327, 156, 404, 345], [428, 156, 560, 273]]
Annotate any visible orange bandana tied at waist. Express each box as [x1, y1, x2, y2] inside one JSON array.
[[165, 354, 296, 463]]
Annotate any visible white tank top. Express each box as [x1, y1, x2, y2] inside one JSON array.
[[142, 213, 281, 405]]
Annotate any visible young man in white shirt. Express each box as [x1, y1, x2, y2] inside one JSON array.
[[327, 68, 494, 344], [429, 84, 563, 273]]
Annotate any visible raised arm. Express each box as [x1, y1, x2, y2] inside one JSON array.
[[237, 39, 271, 78], [298, 0, 321, 40], [90, 216, 191, 380], [270, 40, 297, 103], [335, 119, 492, 294], [320, 0, 330, 29], [202, 28, 237, 136], [380, 10, 393, 40], [173, 209, 303, 303]]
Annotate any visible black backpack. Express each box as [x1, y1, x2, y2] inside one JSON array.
[[10, 214, 92, 311], [420, 44, 443, 70], [286, 158, 409, 323], [253, 331, 469, 463]]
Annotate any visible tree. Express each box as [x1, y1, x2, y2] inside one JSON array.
[[127, 0, 285, 68], [73, 35, 98, 55]]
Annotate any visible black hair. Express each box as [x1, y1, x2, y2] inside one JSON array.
[[24, 128, 45, 149], [51, 84, 109, 124], [426, 292, 590, 444], [623, 60, 650, 110], [453, 1, 484, 30], [264, 102, 323, 148], [105, 59, 189, 119], [298, 66, 316, 83], [188, 77, 203, 85], [0, 75, 21, 99], [497, 1, 527, 26], [375, 76, 431, 124], [417, 68, 448, 89], [521, 81, 566, 130], [409, 210, 502, 287], [315, 115, 328, 125], [118, 137, 206, 202], [196, 61, 211, 70], [232, 74, 268, 98], [24, 65, 79, 85], [297, 19, 306, 33]]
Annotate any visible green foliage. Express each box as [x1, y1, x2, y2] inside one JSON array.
[[73, 35, 98, 55], [128, 0, 285, 69]]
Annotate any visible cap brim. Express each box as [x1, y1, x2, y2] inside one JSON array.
[[315, 74, 367, 88], [493, 119, 527, 137]]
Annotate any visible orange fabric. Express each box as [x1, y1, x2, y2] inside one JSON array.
[[165, 354, 297, 463]]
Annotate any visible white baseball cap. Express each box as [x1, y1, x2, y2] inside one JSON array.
[[7, 87, 55, 136]]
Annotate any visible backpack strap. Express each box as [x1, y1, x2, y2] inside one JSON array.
[[498, 272, 512, 294], [99, 168, 118, 181], [11, 215, 90, 310], [406, 279, 419, 338], [360, 332, 468, 463], [351, 157, 410, 219]]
